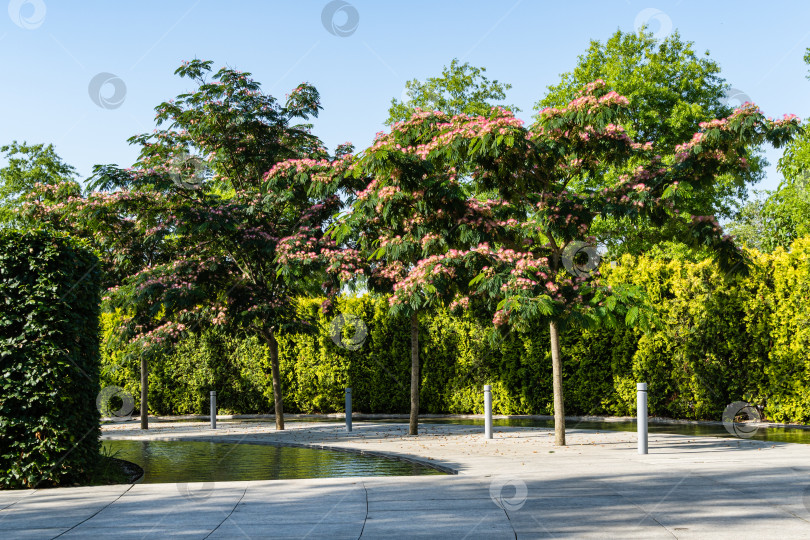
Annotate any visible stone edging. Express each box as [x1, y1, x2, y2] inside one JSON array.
[[100, 413, 810, 431]]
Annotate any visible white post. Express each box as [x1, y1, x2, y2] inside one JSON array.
[[345, 387, 352, 432], [484, 385, 493, 439], [210, 390, 216, 430], [637, 382, 647, 454]]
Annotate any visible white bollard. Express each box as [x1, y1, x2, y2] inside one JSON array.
[[484, 385, 493, 439], [345, 387, 352, 432], [210, 390, 216, 430], [637, 382, 648, 454]]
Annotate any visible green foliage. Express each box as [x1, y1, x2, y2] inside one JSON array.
[[728, 129, 810, 253], [539, 30, 728, 152], [761, 238, 810, 422], [725, 195, 782, 252], [102, 239, 810, 425], [386, 58, 518, 125], [0, 230, 102, 488], [0, 141, 80, 227], [538, 29, 768, 256]]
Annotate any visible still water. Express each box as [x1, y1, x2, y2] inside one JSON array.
[[408, 417, 810, 445], [103, 439, 444, 484]]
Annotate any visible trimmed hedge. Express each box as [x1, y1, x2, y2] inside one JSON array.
[[0, 230, 102, 488], [100, 238, 810, 424]]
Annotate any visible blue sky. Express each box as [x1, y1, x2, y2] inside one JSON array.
[[2, 0, 809, 193]]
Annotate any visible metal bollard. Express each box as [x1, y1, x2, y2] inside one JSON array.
[[637, 382, 647, 454], [210, 390, 216, 430], [345, 387, 352, 432], [484, 385, 493, 439]]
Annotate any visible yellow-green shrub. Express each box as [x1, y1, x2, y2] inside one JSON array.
[[98, 238, 810, 424]]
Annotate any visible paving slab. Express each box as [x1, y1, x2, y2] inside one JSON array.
[[207, 519, 365, 538], [0, 420, 809, 538]]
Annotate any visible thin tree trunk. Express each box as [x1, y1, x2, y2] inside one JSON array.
[[409, 311, 419, 436], [140, 355, 148, 430], [550, 319, 565, 446], [266, 329, 284, 430]]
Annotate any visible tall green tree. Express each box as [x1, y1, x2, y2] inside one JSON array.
[[0, 142, 79, 226], [539, 29, 766, 256], [386, 58, 518, 125]]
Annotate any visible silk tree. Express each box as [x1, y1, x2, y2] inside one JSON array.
[[359, 81, 800, 445], [20, 60, 354, 430], [320, 110, 519, 435]]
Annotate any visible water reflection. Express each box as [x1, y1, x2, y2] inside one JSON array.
[[404, 418, 810, 445], [104, 440, 444, 484]]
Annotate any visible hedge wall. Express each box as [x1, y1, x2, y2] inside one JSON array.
[[0, 230, 102, 488], [100, 238, 810, 424]]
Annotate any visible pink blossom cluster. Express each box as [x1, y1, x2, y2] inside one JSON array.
[[448, 296, 470, 312], [412, 114, 525, 159], [390, 252, 461, 303], [372, 260, 406, 284], [129, 320, 188, 346], [321, 248, 366, 282], [263, 158, 332, 180], [538, 81, 629, 120]]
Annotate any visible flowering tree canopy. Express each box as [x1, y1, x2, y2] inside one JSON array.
[[383, 81, 799, 321], [338, 79, 801, 444], [19, 60, 356, 430]]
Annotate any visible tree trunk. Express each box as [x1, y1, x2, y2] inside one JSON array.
[[140, 355, 148, 430], [550, 319, 565, 446], [267, 329, 284, 430], [409, 311, 419, 436]]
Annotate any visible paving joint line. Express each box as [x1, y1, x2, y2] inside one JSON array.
[[51, 484, 134, 539], [203, 484, 249, 539], [357, 481, 369, 539]]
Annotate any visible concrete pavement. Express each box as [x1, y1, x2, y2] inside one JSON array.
[[1, 421, 809, 538]]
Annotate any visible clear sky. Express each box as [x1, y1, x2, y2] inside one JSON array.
[[2, 0, 809, 193]]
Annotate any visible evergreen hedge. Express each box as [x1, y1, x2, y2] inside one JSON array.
[[101, 239, 810, 424], [0, 230, 102, 488]]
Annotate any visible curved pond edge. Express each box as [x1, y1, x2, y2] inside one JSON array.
[[102, 436, 458, 476], [112, 457, 145, 484]]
